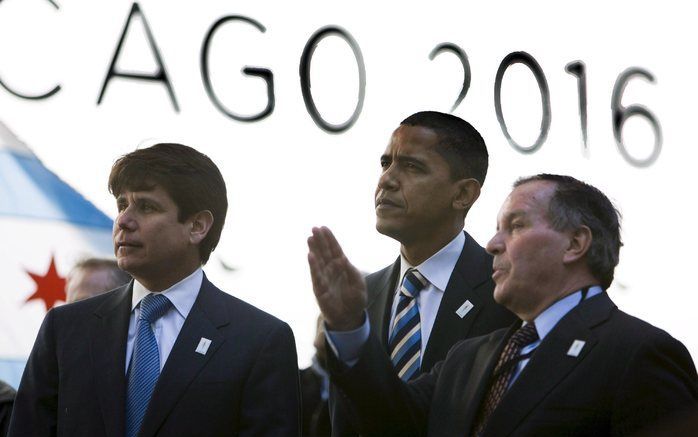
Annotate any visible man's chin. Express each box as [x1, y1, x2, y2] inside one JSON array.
[[375, 219, 401, 239], [493, 285, 508, 306], [116, 258, 138, 276]]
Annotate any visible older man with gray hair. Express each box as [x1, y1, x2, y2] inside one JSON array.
[[65, 258, 131, 303]]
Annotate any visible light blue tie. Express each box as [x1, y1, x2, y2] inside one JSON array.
[[388, 268, 428, 381], [125, 293, 171, 437]]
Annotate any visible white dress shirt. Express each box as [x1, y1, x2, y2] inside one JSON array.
[[327, 231, 465, 364], [390, 231, 465, 351], [125, 267, 203, 374], [510, 285, 603, 386]]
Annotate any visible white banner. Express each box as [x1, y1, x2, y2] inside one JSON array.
[[0, 0, 695, 367]]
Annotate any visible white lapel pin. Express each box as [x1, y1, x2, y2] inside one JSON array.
[[456, 300, 474, 319], [196, 337, 212, 355], [567, 339, 586, 357]]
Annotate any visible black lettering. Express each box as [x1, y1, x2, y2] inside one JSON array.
[[200, 15, 273, 122], [299, 26, 366, 134], [97, 2, 178, 111]]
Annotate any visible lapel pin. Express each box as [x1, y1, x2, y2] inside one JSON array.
[[196, 337, 212, 355], [456, 300, 474, 319], [567, 339, 586, 357]]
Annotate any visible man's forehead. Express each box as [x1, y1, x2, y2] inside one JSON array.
[[115, 185, 162, 199], [499, 180, 557, 216], [384, 125, 440, 156]]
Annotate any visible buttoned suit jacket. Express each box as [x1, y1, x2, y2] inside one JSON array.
[[9, 275, 300, 437], [329, 292, 698, 437], [329, 231, 516, 436]]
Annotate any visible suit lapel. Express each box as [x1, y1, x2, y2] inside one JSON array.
[[422, 231, 493, 369], [366, 259, 399, 348], [483, 293, 615, 437], [455, 327, 513, 434], [138, 276, 228, 437], [90, 283, 132, 437]]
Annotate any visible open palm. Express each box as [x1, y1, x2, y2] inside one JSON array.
[[307, 226, 367, 331]]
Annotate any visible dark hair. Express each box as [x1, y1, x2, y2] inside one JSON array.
[[400, 111, 488, 185], [72, 258, 131, 290], [514, 174, 622, 289], [108, 143, 227, 263]]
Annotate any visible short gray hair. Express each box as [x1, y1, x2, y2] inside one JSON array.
[[514, 174, 622, 289], [73, 258, 131, 291]]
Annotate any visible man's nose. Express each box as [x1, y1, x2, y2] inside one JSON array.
[[486, 232, 503, 256], [377, 164, 399, 191], [115, 207, 136, 231]]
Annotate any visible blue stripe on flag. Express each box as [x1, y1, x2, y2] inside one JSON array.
[[0, 150, 112, 229]]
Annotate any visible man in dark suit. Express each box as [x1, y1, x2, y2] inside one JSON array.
[[308, 174, 698, 436], [326, 111, 514, 435], [0, 380, 14, 437], [10, 143, 300, 436], [300, 316, 331, 437]]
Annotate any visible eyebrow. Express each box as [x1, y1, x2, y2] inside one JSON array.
[[116, 192, 160, 204], [497, 210, 527, 228], [504, 211, 527, 220]]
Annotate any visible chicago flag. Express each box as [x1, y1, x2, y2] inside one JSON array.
[[0, 120, 113, 387]]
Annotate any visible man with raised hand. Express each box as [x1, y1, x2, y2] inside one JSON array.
[[309, 174, 697, 437], [328, 111, 515, 436], [11, 143, 300, 437]]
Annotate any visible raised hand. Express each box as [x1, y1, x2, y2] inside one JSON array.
[[307, 226, 367, 331]]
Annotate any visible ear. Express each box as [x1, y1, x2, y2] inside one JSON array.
[[452, 178, 481, 213], [188, 210, 214, 245], [563, 225, 592, 264]]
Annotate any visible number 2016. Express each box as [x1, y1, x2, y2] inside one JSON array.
[[434, 46, 662, 168]]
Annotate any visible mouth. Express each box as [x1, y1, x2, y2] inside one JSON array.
[[116, 241, 143, 251], [492, 266, 506, 281], [375, 197, 401, 209]]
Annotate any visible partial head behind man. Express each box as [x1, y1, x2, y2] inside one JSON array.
[[487, 174, 622, 321], [376, 111, 489, 263], [108, 143, 228, 290], [66, 258, 131, 303]]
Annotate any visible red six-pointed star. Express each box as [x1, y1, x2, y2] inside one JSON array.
[[26, 255, 66, 311]]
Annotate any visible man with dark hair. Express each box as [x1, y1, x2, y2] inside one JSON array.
[[329, 111, 515, 436], [65, 258, 131, 303], [308, 174, 697, 436], [11, 143, 300, 436]]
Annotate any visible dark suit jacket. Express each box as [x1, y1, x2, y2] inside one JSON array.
[[330, 292, 698, 437], [0, 381, 15, 437], [330, 231, 516, 436], [300, 365, 331, 437], [9, 276, 300, 437]]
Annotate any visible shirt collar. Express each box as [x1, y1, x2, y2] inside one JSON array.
[[131, 267, 204, 319], [399, 231, 465, 292], [530, 285, 604, 340]]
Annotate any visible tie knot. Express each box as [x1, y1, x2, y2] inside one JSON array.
[[139, 293, 171, 323], [400, 269, 428, 298], [510, 322, 539, 347]]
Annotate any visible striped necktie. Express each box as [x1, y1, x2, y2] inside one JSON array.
[[472, 322, 539, 436], [389, 268, 428, 381], [125, 293, 172, 437]]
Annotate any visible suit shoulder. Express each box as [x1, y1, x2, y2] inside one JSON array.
[[606, 309, 692, 354], [205, 284, 290, 332], [365, 262, 396, 286], [50, 286, 127, 319]]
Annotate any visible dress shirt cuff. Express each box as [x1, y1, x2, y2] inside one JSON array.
[[324, 312, 370, 368]]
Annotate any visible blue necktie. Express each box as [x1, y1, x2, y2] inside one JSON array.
[[125, 293, 171, 437], [388, 268, 428, 381]]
